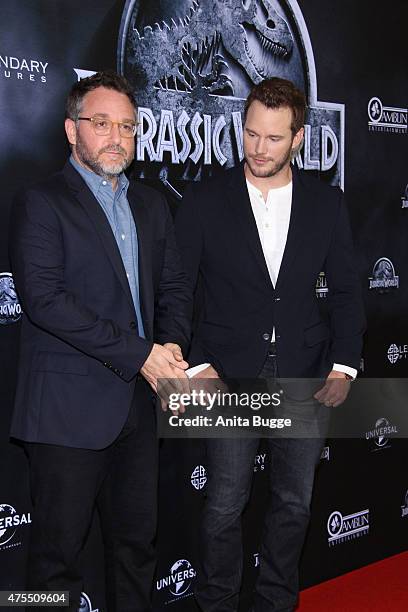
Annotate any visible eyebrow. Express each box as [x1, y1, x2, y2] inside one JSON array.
[[245, 127, 283, 138], [90, 113, 136, 122]]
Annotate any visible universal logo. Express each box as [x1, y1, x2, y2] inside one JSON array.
[[368, 258, 399, 292], [0, 54, 48, 83], [401, 184, 408, 209], [191, 465, 207, 490], [316, 272, 329, 299], [365, 417, 398, 451], [368, 97, 407, 134], [327, 509, 369, 546], [78, 593, 99, 612], [254, 453, 266, 473], [387, 343, 408, 365], [156, 559, 196, 604], [0, 503, 32, 551], [401, 490, 408, 519], [321, 446, 330, 461], [0, 273, 22, 325]]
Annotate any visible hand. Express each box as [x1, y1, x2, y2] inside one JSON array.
[[140, 344, 189, 410], [190, 365, 227, 405], [163, 343, 185, 366], [314, 370, 351, 408]]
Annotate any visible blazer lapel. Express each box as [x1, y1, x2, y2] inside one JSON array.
[[226, 165, 274, 290], [62, 162, 134, 310], [275, 166, 311, 291]]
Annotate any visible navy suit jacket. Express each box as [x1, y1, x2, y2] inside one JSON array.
[[10, 161, 191, 449], [175, 164, 365, 379]]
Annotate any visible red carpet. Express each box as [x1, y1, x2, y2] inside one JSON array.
[[299, 552, 408, 611]]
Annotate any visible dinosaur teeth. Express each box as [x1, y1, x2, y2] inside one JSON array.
[[163, 20, 170, 31], [179, 17, 184, 27], [171, 18, 178, 28], [154, 22, 162, 32], [143, 25, 153, 35]]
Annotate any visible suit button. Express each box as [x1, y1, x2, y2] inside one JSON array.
[[262, 333, 270, 341], [129, 321, 137, 330], [274, 297, 281, 302]]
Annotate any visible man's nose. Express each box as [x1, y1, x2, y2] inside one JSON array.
[[255, 137, 267, 155], [109, 123, 122, 144]]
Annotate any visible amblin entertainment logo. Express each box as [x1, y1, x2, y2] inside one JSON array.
[[368, 97, 407, 134], [327, 509, 369, 546]]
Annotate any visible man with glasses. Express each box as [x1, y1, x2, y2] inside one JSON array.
[[10, 71, 191, 611]]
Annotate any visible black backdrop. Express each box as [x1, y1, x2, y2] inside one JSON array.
[[0, 1, 407, 610]]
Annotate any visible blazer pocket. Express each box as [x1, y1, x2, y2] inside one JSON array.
[[33, 351, 89, 375], [304, 322, 330, 347]]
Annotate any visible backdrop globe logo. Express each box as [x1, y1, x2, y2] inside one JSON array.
[[0, 503, 32, 548], [169, 559, 195, 596]]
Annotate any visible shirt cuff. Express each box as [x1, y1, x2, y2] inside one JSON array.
[[186, 363, 210, 378], [332, 363, 357, 380]]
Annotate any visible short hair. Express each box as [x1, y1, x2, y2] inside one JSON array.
[[65, 70, 136, 120], [244, 77, 306, 135]]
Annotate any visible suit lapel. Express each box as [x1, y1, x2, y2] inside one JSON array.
[[62, 162, 134, 310], [275, 167, 311, 291], [226, 165, 274, 290]]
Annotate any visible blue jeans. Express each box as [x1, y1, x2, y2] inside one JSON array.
[[195, 354, 325, 612]]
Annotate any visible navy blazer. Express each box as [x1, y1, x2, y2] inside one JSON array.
[[10, 162, 191, 449], [175, 164, 365, 379]]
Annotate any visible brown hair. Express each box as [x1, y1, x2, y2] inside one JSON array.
[[245, 78, 306, 135], [65, 70, 136, 120]]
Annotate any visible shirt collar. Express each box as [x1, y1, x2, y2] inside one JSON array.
[[69, 155, 129, 198], [246, 178, 292, 200]]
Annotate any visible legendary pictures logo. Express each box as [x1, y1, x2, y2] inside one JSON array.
[[0, 504, 32, 551], [191, 465, 207, 490], [316, 272, 328, 298], [368, 258, 399, 292], [327, 509, 369, 546], [78, 593, 99, 612], [157, 559, 196, 603], [119, 0, 345, 191], [0, 273, 22, 325], [0, 54, 48, 83], [365, 417, 398, 451], [401, 491, 408, 519], [387, 343, 408, 365], [368, 97, 407, 134]]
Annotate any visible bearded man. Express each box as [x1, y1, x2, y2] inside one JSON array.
[[10, 71, 191, 612]]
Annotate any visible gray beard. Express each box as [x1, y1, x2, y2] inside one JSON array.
[[75, 140, 132, 180]]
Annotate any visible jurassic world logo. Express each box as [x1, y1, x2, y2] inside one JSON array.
[[118, 0, 344, 196]]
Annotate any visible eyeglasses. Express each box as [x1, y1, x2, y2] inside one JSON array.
[[77, 116, 137, 138]]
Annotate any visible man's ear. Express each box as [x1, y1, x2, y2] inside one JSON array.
[[65, 118, 77, 146], [292, 126, 304, 152]]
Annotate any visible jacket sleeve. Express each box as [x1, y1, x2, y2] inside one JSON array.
[[324, 193, 366, 370], [174, 184, 209, 367], [9, 188, 153, 382], [153, 196, 192, 355]]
